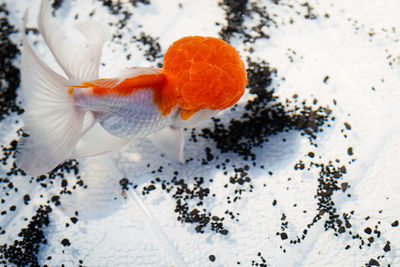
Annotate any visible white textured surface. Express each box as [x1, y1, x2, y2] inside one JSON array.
[[1, 0, 400, 266]]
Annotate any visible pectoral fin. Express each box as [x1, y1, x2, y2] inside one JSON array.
[[148, 126, 184, 163]]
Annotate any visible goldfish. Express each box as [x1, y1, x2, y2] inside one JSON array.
[[17, 0, 247, 176]]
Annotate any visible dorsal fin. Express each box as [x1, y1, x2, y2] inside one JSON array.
[[83, 78, 121, 88], [118, 67, 161, 78]]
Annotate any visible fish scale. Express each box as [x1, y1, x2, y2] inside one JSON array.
[[76, 88, 180, 138]]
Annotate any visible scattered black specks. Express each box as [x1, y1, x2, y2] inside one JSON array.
[[142, 184, 156, 195], [133, 32, 163, 65], [100, 0, 150, 15], [251, 252, 267, 267], [0, 3, 23, 121], [0, 205, 52, 266], [200, 61, 331, 161], [218, 0, 248, 42], [301, 2, 317, 20]]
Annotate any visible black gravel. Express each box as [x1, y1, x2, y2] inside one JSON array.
[[0, 131, 85, 265], [0, 0, 396, 266], [51, 0, 64, 10], [0, 205, 52, 267], [0, 3, 23, 121]]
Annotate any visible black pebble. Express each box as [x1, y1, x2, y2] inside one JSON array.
[[61, 238, 71, 247], [209, 255, 216, 262], [61, 179, 68, 187], [119, 178, 129, 187], [368, 258, 380, 266], [219, 229, 229, 235], [23, 194, 30, 204], [280, 232, 288, 240], [383, 241, 391, 252], [347, 147, 354, 156]]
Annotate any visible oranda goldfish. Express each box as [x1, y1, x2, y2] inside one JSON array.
[[17, 0, 247, 176]]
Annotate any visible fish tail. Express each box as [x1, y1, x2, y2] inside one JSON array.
[[16, 9, 87, 176]]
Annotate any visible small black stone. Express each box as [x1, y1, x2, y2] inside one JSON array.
[[209, 255, 216, 262], [391, 220, 398, 227], [119, 178, 129, 187], [368, 258, 380, 266], [51, 195, 60, 202], [347, 147, 354, 156], [61, 179, 68, 187], [219, 229, 229, 235], [61, 238, 71, 247], [280, 232, 288, 240], [364, 227, 372, 234], [23, 194, 31, 204], [341, 182, 349, 192], [383, 241, 391, 252]]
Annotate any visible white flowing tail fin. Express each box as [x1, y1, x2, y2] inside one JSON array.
[[17, 1, 107, 176], [37, 0, 108, 81]]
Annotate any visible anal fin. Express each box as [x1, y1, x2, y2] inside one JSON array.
[[73, 123, 131, 158]]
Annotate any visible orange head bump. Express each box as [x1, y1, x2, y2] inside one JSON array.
[[161, 36, 247, 120]]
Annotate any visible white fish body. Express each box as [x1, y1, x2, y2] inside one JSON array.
[[17, 0, 216, 176]]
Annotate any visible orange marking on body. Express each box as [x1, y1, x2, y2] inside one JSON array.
[[86, 73, 166, 96], [74, 73, 178, 116]]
